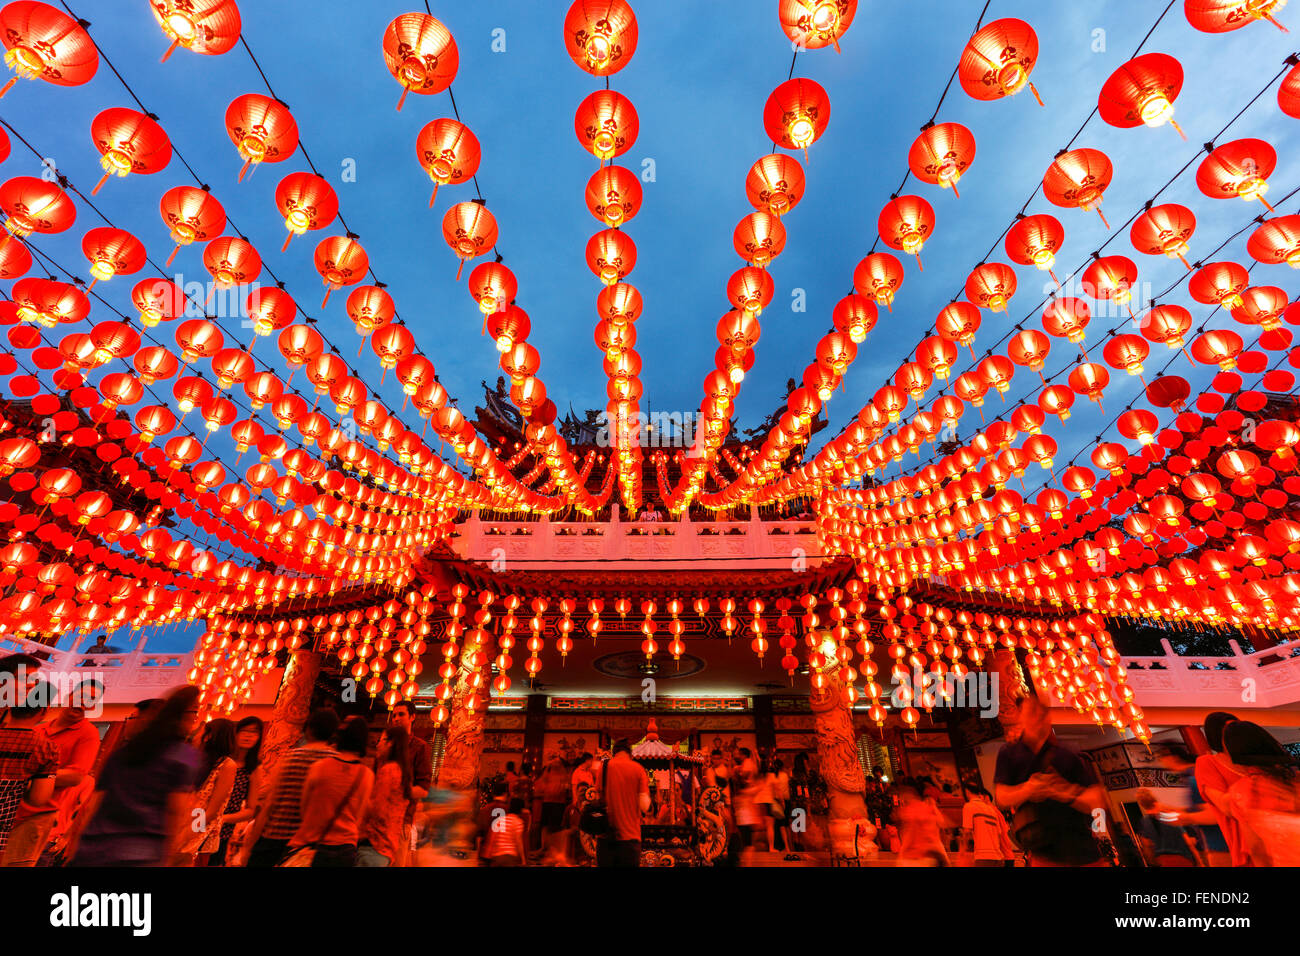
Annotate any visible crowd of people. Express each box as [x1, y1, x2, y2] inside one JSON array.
[[3, 651, 1298, 868]]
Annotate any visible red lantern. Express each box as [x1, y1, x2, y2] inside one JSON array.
[[12, 277, 88, 327], [586, 164, 643, 227], [274, 172, 337, 251], [442, 202, 497, 280], [0, 235, 30, 279], [1185, 0, 1287, 33], [89, 108, 171, 194], [1189, 261, 1248, 311], [1189, 329, 1244, 370], [1197, 138, 1277, 211], [730, 268, 776, 317], [1102, 334, 1151, 380], [203, 236, 261, 290], [908, 121, 975, 196], [81, 227, 146, 289], [1041, 297, 1091, 353], [586, 229, 636, 284], [763, 78, 831, 154], [965, 262, 1017, 313], [1008, 329, 1051, 381], [246, 287, 297, 338], [468, 262, 518, 316], [877, 195, 935, 269], [0, 176, 75, 238], [225, 93, 297, 182], [1005, 213, 1065, 286], [1082, 255, 1139, 318], [1130, 203, 1196, 269], [1140, 304, 1193, 351], [415, 118, 480, 207], [1232, 286, 1288, 331], [159, 185, 225, 266], [1279, 60, 1300, 118], [936, 301, 981, 358], [575, 89, 639, 161], [1098, 53, 1185, 138], [150, 0, 241, 61], [563, 0, 638, 74], [746, 154, 804, 216], [0, 1, 98, 98], [832, 293, 877, 343], [1043, 149, 1113, 228], [854, 252, 904, 311], [733, 212, 786, 268], [958, 18, 1042, 105], [132, 278, 188, 327], [313, 236, 368, 307], [1247, 214, 1300, 268], [778, 0, 858, 52], [382, 13, 458, 111], [1068, 362, 1111, 409]]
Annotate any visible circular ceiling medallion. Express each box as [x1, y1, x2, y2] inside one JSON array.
[[593, 650, 705, 680]]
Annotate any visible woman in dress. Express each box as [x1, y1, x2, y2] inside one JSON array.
[[1222, 720, 1300, 867], [175, 718, 237, 865], [1194, 711, 1249, 866], [358, 725, 411, 867], [209, 716, 263, 865]]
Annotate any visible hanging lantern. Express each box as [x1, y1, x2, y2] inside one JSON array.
[[908, 121, 976, 197], [159, 185, 225, 266], [1102, 334, 1151, 380], [0, 238, 31, 279], [245, 286, 297, 338], [1184, 0, 1287, 33], [1042, 297, 1092, 352], [1098, 53, 1185, 139], [563, 0, 638, 74], [150, 0, 241, 61], [958, 18, 1043, 105], [1005, 213, 1065, 287], [382, 13, 458, 111], [832, 293, 878, 343], [575, 89, 639, 161], [12, 277, 88, 326], [1140, 303, 1193, 352], [203, 236, 261, 291], [0, 1, 98, 98], [1043, 148, 1113, 228], [0, 175, 75, 238], [729, 267, 776, 317], [274, 172, 337, 251], [733, 212, 786, 267], [313, 235, 368, 307], [1082, 255, 1139, 319], [854, 252, 904, 311], [1280, 60, 1300, 117], [1068, 362, 1111, 409], [1189, 329, 1244, 370], [415, 118, 480, 207], [935, 301, 981, 358], [586, 229, 636, 284], [468, 262, 518, 316], [225, 93, 298, 182], [1189, 261, 1248, 311], [442, 201, 497, 280], [1232, 286, 1288, 331], [964, 262, 1017, 312], [1008, 329, 1051, 381], [779, 0, 858, 52], [1197, 138, 1277, 211], [585, 164, 642, 227], [81, 227, 146, 290], [745, 153, 805, 216], [877, 195, 935, 269], [1247, 214, 1300, 268], [89, 108, 171, 194], [132, 278, 188, 327], [763, 78, 831, 154], [1130, 203, 1196, 269]]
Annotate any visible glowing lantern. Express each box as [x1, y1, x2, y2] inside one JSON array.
[[746, 154, 805, 216], [1005, 213, 1065, 287], [225, 93, 297, 182], [935, 301, 981, 358], [1038, 383, 1074, 422], [150, 0, 240, 61], [0, 176, 75, 238], [587, 229, 636, 284], [908, 121, 975, 197], [1130, 203, 1196, 269], [763, 78, 831, 154], [1189, 329, 1244, 370], [575, 89, 639, 160], [1068, 362, 1110, 409], [1008, 329, 1051, 381], [779, 0, 857, 51], [159, 185, 225, 266], [274, 172, 337, 251], [382, 13, 458, 111], [877, 195, 935, 269], [1140, 304, 1193, 351], [854, 252, 904, 311], [958, 18, 1042, 105], [1280, 60, 1300, 117], [0, 238, 31, 279], [1043, 148, 1113, 228], [1233, 286, 1288, 331], [132, 278, 188, 328], [442, 201, 497, 279], [1247, 214, 1300, 268], [203, 237, 261, 294], [370, 325, 415, 380], [245, 286, 296, 339], [313, 236, 368, 307], [1185, 0, 1287, 33], [0, 1, 97, 98], [965, 262, 1017, 312], [917, 336, 959, 380], [1189, 261, 1248, 311], [89, 108, 171, 194], [1098, 53, 1185, 138], [1102, 334, 1151, 380], [1197, 139, 1277, 211], [585, 164, 642, 227], [564, 0, 638, 74], [832, 293, 877, 343], [80, 227, 146, 290], [12, 277, 87, 326], [733, 212, 786, 267], [1041, 297, 1091, 353], [468, 262, 518, 316], [729, 267, 776, 317], [415, 118, 480, 207], [1082, 255, 1139, 318]]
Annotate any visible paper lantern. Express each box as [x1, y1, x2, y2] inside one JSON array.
[[225, 93, 297, 182], [779, 0, 858, 52], [132, 278, 188, 327], [763, 78, 831, 154], [0, 1, 98, 97], [877, 195, 935, 269], [1140, 304, 1193, 351], [1098, 53, 1185, 138], [468, 262, 518, 316], [1043, 148, 1113, 227], [81, 227, 146, 289], [274, 172, 337, 251], [832, 294, 878, 343], [1246, 214, 1300, 267], [586, 164, 643, 227], [442, 202, 497, 279], [246, 286, 297, 338], [935, 301, 981, 357], [1185, 0, 1287, 33], [0, 176, 75, 238], [1279, 60, 1300, 118], [1189, 261, 1248, 311], [1197, 138, 1277, 211], [89, 108, 171, 194], [586, 229, 636, 284], [908, 121, 976, 197], [203, 236, 261, 290], [150, 0, 241, 61], [958, 18, 1042, 105], [1130, 203, 1196, 269], [313, 236, 368, 307], [574, 89, 639, 160], [1005, 213, 1065, 286], [159, 185, 225, 266], [1082, 255, 1139, 318], [734, 212, 786, 267], [563, 0, 638, 74], [965, 262, 1017, 312], [382, 13, 458, 111], [854, 252, 904, 311], [745, 153, 804, 216]]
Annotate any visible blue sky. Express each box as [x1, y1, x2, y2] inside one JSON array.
[[6, 1, 1299, 652]]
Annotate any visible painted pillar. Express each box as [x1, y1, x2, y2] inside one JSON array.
[[436, 631, 496, 791], [260, 649, 323, 779], [809, 668, 877, 856], [991, 647, 1030, 744]]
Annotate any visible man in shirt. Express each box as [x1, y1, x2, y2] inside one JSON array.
[[389, 701, 431, 866], [961, 787, 1015, 866], [239, 707, 339, 867], [599, 739, 649, 867], [994, 693, 1106, 867], [0, 654, 44, 728], [0, 677, 59, 864], [39, 679, 103, 862]]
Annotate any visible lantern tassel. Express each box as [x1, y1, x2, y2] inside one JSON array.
[[1259, 195, 1276, 213], [0, 77, 16, 99], [1170, 118, 1187, 141], [1178, 253, 1191, 271], [237, 158, 252, 183], [951, 181, 960, 199], [86, 277, 98, 293], [166, 244, 180, 267], [1029, 82, 1044, 107], [1049, 268, 1061, 289], [160, 38, 180, 63], [91, 173, 111, 196], [321, 285, 334, 309], [456, 259, 466, 281], [1264, 13, 1288, 31], [1096, 207, 1110, 230], [281, 232, 294, 253], [429, 184, 439, 208], [396, 86, 410, 112], [915, 253, 923, 271]]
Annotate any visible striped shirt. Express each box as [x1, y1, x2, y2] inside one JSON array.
[[263, 745, 333, 840]]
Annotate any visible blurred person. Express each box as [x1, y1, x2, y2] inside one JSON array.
[[69, 685, 202, 867], [994, 694, 1106, 867], [207, 716, 264, 866], [120, 699, 162, 746], [1135, 789, 1198, 866], [38, 678, 103, 864], [483, 797, 528, 866], [175, 718, 237, 865], [598, 739, 649, 867], [1222, 720, 1300, 867], [0, 679, 59, 865], [536, 752, 571, 850], [358, 725, 412, 867], [769, 758, 793, 856], [571, 752, 597, 804], [1156, 743, 1229, 867], [896, 781, 950, 866], [962, 787, 1016, 867], [288, 715, 373, 867], [475, 779, 511, 863], [1195, 711, 1249, 866], [238, 707, 339, 867], [732, 747, 764, 863], [388, 701, 430, 866]]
